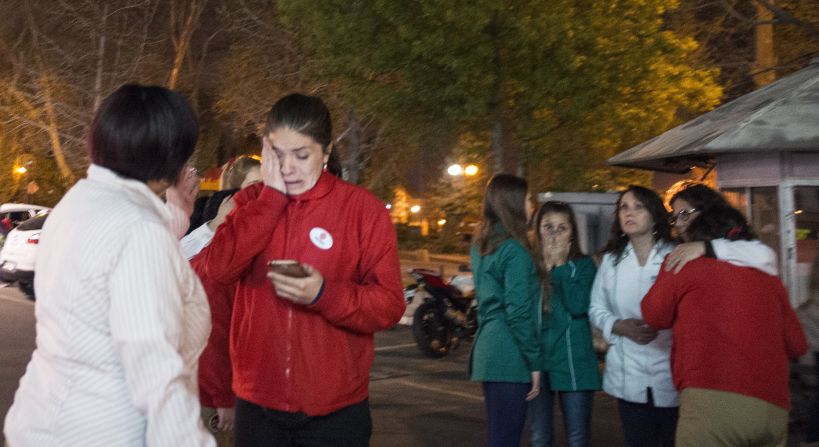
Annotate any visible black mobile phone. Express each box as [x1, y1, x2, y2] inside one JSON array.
[[267, 259, 309, 278]]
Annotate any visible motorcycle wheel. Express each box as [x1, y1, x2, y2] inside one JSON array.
[[412, 301, 452, 358]]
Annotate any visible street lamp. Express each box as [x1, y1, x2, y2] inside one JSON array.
[[447, 163, 479, 177]]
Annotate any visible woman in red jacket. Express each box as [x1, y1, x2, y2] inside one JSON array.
[[641, 203, 807, 447], [195, 93, 405, 447]]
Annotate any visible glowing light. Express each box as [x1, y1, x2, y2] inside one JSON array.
[[385, 204, 392, 210], [464, 164, 479, 176], [437, 219, 447, 226], [410, 205, 421, 214], [447, 164, 463, 176], [13, 166, 27, 175]]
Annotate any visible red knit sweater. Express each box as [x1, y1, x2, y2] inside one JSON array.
[[641, 258, 807, 410]]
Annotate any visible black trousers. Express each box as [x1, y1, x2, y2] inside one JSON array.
[[617, 388, 679, 447], [235, 398, 372, 447]]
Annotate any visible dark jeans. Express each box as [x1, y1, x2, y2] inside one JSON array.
[[617, 388, 678, 447], [807, 352, 819, 443], [527, 374, 595, 447], [483, 381, 531, 447], [234, 398, 371, 447]]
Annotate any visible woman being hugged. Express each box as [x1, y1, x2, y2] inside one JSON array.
[[641, 204, 806, 446], [528, 201, 601, 447], [589, 186, 679, 446], [469, 174, 541, 447]]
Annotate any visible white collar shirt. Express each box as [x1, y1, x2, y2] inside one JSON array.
[[589, 240, 679, 407]]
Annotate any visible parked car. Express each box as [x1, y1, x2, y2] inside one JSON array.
[[0, 209, 50, 299], [0, 203, 49, 230]]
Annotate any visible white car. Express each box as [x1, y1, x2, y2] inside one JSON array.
[[0, 209, 50, 299], [0, 203, 48, 229]]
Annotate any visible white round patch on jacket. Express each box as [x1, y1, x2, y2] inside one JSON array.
[[310, 227, 333, 250]]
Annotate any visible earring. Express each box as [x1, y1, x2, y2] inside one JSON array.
[[322, 162, 328, 171]]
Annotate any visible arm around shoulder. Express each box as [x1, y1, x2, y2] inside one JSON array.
[[711, 238, 778, 275]]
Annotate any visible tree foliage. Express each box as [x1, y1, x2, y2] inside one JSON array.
[[0, 0, 814, 216], [278, 0, 722, 196]]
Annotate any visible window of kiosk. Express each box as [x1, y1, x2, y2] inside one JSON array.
[[795, 186, 819, 307], [723, 186, 781, 268], [749, 187, 781, 259]]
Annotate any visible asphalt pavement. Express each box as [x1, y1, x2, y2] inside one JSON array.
[[0, 280, 813, 446]]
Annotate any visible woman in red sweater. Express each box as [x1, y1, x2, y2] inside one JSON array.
[[641, 203, 807, 447]]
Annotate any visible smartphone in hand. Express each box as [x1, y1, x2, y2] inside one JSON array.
[[267, 259, 309, 278]]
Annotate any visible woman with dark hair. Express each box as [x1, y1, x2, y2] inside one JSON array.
[[590, 185, 784, 447], [664, 182, 777, 275], [469, 174, 541, 447], [668, 183, 723, 242], [4, 84, 215, 446], [589, 185, 679, 446], [642, 204, 807, 446], [195, 93, 405, 446], [527, 201, 601, 447]]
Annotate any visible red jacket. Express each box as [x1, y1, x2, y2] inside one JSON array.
[[191, 256, 235, 409], [194, 172, 405, 416], [641, 258, 807, 410]]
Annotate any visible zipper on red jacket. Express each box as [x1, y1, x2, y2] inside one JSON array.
[[283, 199, 295, 411], [282, 196, 307, 412]]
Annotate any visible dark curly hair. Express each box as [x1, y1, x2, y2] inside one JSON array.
[[670, 183, 728, 211], [686, 203, 756, 242]]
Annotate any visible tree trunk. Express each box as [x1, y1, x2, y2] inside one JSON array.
[[39, 76, 75, 183], [167, 0, 207, 89], [343, 108, 362, 184], [92, 4, 108, 112], [489, 15, 504, 175], [753, 0, 777, 88]]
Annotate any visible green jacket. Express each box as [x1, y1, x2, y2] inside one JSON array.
[[469, 238, 541, 383], [541, 256, 602, 391]]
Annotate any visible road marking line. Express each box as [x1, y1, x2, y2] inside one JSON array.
[[385, 378, 484, 402], [374, 342, 418, 352], [0, 295, 34, 306]]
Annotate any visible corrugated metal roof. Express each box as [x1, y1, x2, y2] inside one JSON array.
[[608, 58, 819, 173]]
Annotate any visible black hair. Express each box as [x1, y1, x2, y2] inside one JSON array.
[[89, 84, 198, 183], [473, 174, 531, 256], [532, 201, 584, 268], [601, 185, 672, 262], [670, 183, 728, 211], [686, 203, 756, 242], [266, 93, 332, 149]]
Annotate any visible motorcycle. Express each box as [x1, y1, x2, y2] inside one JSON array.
[[403, 267, 478, 358]]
